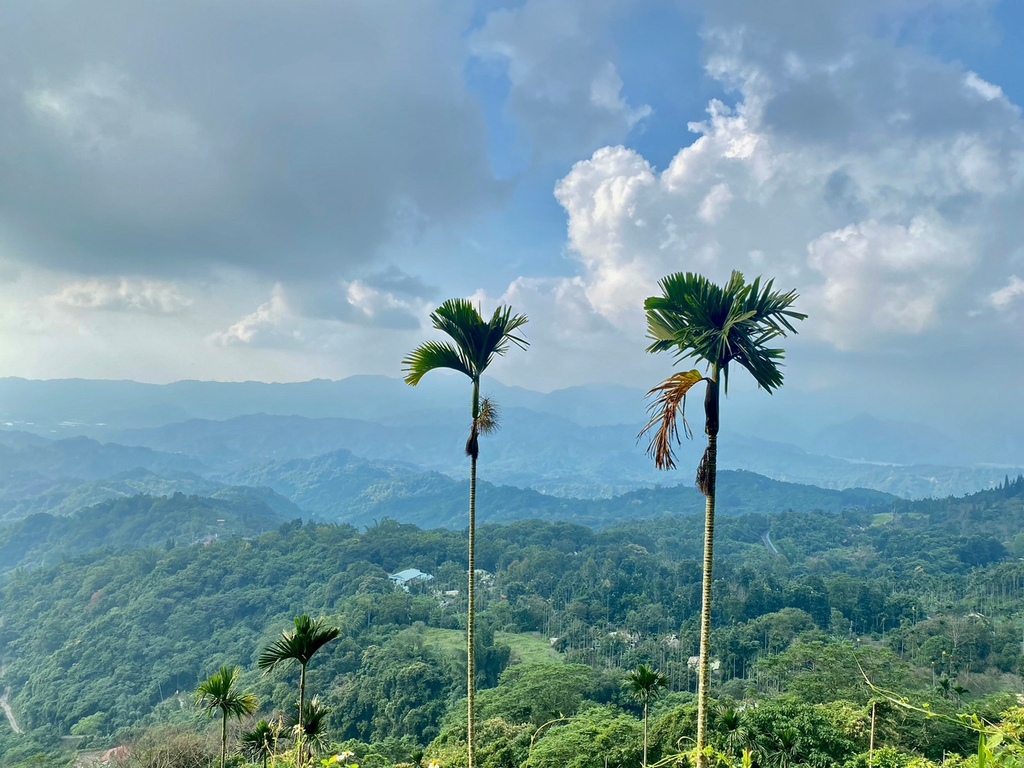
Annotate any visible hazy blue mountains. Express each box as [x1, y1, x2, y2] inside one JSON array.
[[0, 376, 1019, 512]]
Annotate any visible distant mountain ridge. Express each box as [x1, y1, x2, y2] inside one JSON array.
[[0, 492, 291, 574], [0, 376, 1020, 503], [0, 468, 896, 574]]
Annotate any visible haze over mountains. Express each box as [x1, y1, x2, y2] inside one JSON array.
[[0, 376, 1018, 528]]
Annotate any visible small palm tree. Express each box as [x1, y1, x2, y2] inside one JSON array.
[[626, 663, 668, 768], [288, 696, 332, 763], [953, 683, 969, 706], [640, 271, 804, 765], [195, 666, 258, 768], [404, 298, 528, 768], [241, 719, 277, 768], [767, 727, 800, 768], [716, 705, 747, 758], [258, 615, 340, 766]]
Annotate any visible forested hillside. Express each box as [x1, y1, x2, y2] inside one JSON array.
[[2, 475, 1023, 766]]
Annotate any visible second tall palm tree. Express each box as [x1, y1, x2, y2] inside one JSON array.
[[626, 663, 668, 768], [641, 271, 804, 765], [404, 298, 528, 768], [195, 666, 258, 768], [258, 615, 340, 767]]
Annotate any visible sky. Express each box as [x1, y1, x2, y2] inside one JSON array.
[[0, 0, 1022, 434]]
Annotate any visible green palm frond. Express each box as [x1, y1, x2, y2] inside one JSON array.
[[403, 299, 529, 386], [241, 720, 277, 767], [258, 616, 340, 672], [289, 696, 332, 755], [625, 663, 669, 705], [195, 666, 258, 720], [402, 340, 473, 385], [644, 270, 805, 394]]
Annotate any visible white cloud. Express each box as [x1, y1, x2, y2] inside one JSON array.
[[698, 183, 734, 224], [51, 278, 192, 314], [211, 277, 429, 350], [541, 3, 1024, 364], [964, 71, 1007, 103], [805, 217, 972, 346], [990, 275, 1024, 310], [211, 286, 304, 349]]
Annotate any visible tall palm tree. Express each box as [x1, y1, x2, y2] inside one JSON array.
[[403, 298, 529, 768], [195, 666, 258, 768], [626, 663, 668, 768], [258, 615, 340, 766], [241, 719, 277, 768], [640, 271, 804, 764]]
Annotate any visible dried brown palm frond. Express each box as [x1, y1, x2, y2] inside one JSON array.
[[638, 369, 706, 471], [697, 447, 714, 496], [465, 397, 500, 460], [476, 397, 500, 435]]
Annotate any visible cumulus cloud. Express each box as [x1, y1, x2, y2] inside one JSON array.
[[210, 287, 304, 349], [541, 0, 1024, 362], [805, 217, 973, 345]]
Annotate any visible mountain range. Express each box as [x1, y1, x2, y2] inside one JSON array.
[[0, 375, 1017, 529]]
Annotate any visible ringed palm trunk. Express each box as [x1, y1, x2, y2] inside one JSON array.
[[643, 704, 651, 768], [297, 666, 306, 768], [467, 379, 480, 768], [695, 369, 720, 766], [221, 712, 228, 768]]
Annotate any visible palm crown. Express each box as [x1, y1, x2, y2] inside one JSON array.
[[644, 270, 805, 393], [402, 299, 529, 387], [258, 615, 340, 671], [625, 663, 669, 706], [195, 666, 258, 720], [241, 720, 277, 768]]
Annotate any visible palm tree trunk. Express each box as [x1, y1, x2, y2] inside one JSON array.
[[221, 713, 227, 768], [695, 372, 719, 767], [467, 379, 480, 768], [643, 703, 649, 768], [298, 665, 307, 768]]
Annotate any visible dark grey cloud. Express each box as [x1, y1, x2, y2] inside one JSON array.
[[0, 1, 503, 280], [360, 266, 439, 300]]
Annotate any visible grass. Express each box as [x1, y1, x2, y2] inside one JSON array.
[[871, 512, 894, 526], [420, 628, 562, 665], [497, 631, 562, 665]]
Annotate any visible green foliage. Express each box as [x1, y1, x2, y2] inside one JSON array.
[[476, 664, 598, 727], [241, 719, 278, 768], [0, 492, 285, 574], [4, 485, 1024, 766], [527, 705, 642, 768]]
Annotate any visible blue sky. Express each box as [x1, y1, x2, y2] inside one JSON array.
[[0, 0, 1022, 438]]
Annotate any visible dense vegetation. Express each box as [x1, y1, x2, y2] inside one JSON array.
[[1, 475, 1023, 765]]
